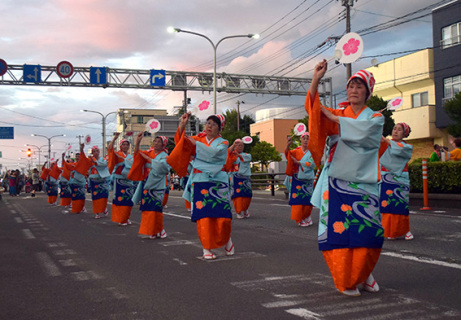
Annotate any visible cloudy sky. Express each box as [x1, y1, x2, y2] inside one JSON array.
[[0, 0, 452, 170]]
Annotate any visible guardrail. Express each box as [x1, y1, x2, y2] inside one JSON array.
[[250, 172, 287, 197]]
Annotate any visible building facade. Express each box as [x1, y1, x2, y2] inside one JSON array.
[[432, 0, 461, 128], [115, 109, 194, 151]]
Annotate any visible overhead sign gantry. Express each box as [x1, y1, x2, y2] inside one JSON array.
[[0, 60, 333, 106]]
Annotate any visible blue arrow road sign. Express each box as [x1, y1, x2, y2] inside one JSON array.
[[23, 65, 41, 83], [150, 70, 166, 86], [0, 127, 14, 139], [90, 67, 107, 85]]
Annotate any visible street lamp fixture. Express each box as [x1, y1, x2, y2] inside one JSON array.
[[168, 27, 260, 114], [81, 109, 117, 157], [31, 134, 65, 168], [25, 144, 48, 166]]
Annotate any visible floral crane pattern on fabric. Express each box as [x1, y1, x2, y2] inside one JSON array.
[[140, 189, 164, 212], [113, 178, 136, 206], [89, 180, 109, 200], [231, 174, 252, 199], [70, 184, 86, 200], [318, 178, 384, 251], [288, 174, 313, 206], [191, 181, 232, 222], [379, 173, 410, 215]]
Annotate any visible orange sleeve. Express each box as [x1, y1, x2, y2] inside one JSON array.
[[127, 151, 149, 181], [225, 149, 238, 172], [379, 140, 389, 158], [108, 145, 123, 174], [75, 152, 93, 176], [167, 128, 196, 177], [49, 164, 63, 180], [305, 90, 339, 168], [285, 149, 295, 175], [40, 167, 50, 180]]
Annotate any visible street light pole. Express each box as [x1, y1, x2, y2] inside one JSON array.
[[25, 144, 48, 167], [81, 110, 117, 157], [31, 134, 65, 168], [168, 27, 259, 114]]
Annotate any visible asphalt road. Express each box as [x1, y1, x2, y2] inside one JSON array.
[[1, 190, 460, 320]]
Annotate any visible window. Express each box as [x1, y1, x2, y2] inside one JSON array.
[[444, 75, 461, 99], [411, 92, 429, 108], [136, 116, 144, 124], [441, 22, 461, 49]]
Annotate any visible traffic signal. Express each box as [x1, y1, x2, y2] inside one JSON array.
[[27, 148, 32, 157]]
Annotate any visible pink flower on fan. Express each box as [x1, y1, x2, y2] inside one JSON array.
[[297, 124, 305, 132], [126, 132, 133, 136], [149, 121, 159, 129], [243, 137, 251, 142], [392, 98, 402, 107], [342, 38, 361, 56], [199, 101, 210, 111]]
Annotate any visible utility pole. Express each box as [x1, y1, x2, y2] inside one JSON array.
[[76, 135, 84, 145], [340, 0, 355, 79], [236, 100, 244, 131]]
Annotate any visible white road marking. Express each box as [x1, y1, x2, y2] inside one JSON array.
[[285, 308, 322, 320], [59, 259, 77, 267], [35, 252, 62, 277], [161, 240, 199, 246], [53, 249, 77, 256], [172, 258, 188, 266], [71, 270, 103, 281], [200, 252, 267, 263], [163, 212, 190, 219], [14, 217, 23, 223], [10, 210, 17, 214], [382, 251, 461, 270], [47, 242, 67, 248], [22, 229, 36, 239]]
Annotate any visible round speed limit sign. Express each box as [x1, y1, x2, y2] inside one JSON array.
[[56, 61, 74, 78]]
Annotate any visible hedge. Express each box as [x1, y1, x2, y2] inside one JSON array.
[[408, 159, 461, 193]]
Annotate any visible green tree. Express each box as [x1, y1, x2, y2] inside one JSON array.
[[221, 109, 258, 153], [443, 92, 461, 137], [367, 95, 395, 137], [221, 109, 254, 136], [251, 141, 282, 171]]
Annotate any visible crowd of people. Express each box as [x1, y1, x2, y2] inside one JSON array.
[[3, 62, 460, 298]]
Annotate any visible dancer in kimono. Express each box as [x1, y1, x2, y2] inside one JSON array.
[[128, 133, 170, 239], [379, 123, 414, 240], [168, 112, 234, 260], [63, 145, 88, 214], [59, 153, 73, 207], [284, 132, 315, 227], [226, 139, 252, 219], [108, 133, 136, 226], [41, 161, 61, 205], [78, 146, 110, 219], [306, 60, 384, 297]]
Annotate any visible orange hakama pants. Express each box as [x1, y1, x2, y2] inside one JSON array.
[[322, 248, 381, 292], [381, 213, 410, 238], [92, 198, 108, 215], [71, 199, 85, 213], [60, 198, 71, 206], [111, 204, 132, 224], [48, 196, 57, 204], [232, 197, 252, 214], [290, 205, 313, 223], [162, 193, 169, 207], [138, 211, 163, 236], [196, 217, 232, 250]]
